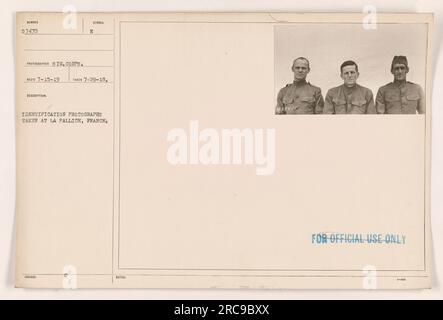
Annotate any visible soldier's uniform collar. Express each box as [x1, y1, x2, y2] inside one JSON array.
[[343, 84, 358, 93], [293, 79, 307, 85], [393, 79, 407, 86]]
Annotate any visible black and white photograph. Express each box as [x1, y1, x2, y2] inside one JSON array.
[[274, 23, 428, 115]]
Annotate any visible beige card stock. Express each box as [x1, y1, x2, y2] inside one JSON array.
[[15, 12, 433, 289]]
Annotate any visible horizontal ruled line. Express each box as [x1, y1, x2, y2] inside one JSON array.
[[24, 81, 114, 84], [22, 33, 114, 36], [24, 65, 114, 68], [24, 49, 113, 52], [22, 273, 429, 278]]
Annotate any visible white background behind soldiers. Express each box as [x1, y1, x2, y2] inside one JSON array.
[[274, 24, 427, 112]]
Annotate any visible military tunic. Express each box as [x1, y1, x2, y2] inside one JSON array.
[[324, 84, 375, 114], [276, 79, 324, 114], [375, 81, 425, 114]]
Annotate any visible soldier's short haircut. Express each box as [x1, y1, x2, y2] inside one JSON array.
[[293, 57, 310, 69], [340, 60, 359, 73]]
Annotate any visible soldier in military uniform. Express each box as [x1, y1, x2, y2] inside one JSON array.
[[375, 55, 425, 114], [324, 60, 375, 114], [275, 57, 324, 115]]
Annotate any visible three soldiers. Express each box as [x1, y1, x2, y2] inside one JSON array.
[[276, 56, 425, 115]]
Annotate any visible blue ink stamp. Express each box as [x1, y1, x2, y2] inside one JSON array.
[[312, 233, 406, 244]]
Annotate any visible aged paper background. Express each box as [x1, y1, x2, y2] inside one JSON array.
[[12, 11, 433, 290]]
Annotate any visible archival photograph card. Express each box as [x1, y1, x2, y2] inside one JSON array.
[[15, 12, 433, 289]]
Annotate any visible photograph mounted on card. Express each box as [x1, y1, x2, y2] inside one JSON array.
[[15, 12, 432, 289]]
